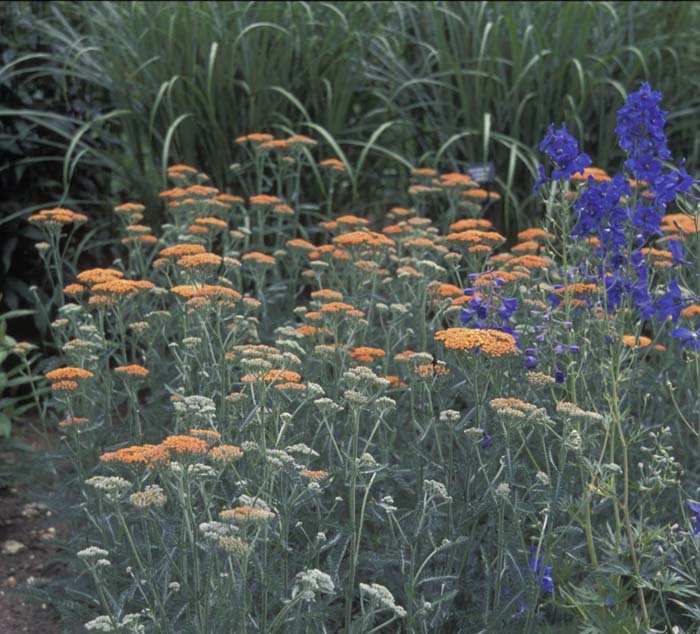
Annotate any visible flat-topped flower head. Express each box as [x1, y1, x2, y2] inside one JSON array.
[[176, 253, 222, 269], [319, 158, 346, 172], [249, 194, 282, 207], [114, 364, 149, 379], [29, 207, 88, 227], [435, 328, 518, 358], [161, 435, 209, 455], [242, 251, 276, 266], [449, 218, 493, 232], [209, 445, 243, 464], [219, 506, 275, 525], [100, 444, 170, 468], [349, 346, 385, 363], [77, 268, 125, 286], [235, 132, 274, 145]]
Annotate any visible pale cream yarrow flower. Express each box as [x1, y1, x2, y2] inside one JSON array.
[[292, 569, 335, 602], [129, 485, 167, 509], [359, 582, 407, 618]]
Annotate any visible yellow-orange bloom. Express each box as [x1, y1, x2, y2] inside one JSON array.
[[300, 470, 331, 481], [161, 435, 209, 454], [286, 238, 315, 251], [435, 328, 518, 358], [58, 416, 90, 430], [517, 228, 553, 242], [77, 268, 125, 285], [311, 289, 344, 302], [176, 253, 222, 269], [449, 218, 493, 232], [241, 369, 302, 384], [171, 284, 241, 304], [512, 240, 541, 254], [209, 444, 243, 463], [45, 367, 94, 381], [439, 172, 474, 188], [235, 133, 274, 145], [63, 283, 86, 296], [249, 194, 282, 207], [195, 217, 228, 229], [159, 244, 207, 258], [114, 364, 149, 378], [90, 279, 155, 296], [100, 444, 170, 467], [28, 207, 88, 226], [622, 335, 652, 348], [219, 506, 275, 525], [681, 305, 700, 319], [429, 283, 464, 298], [242, 251, 276, 266], [319, 158, 346, 171], [51, 380, 79, 392], [570, 166, 611, 182], [334, 231, 395, 248], [349, 346, 385, 363], [335, 215, 369, 227], [507, 254, 550, 270]]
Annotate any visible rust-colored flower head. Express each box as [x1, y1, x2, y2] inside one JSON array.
[[249, 194, 282, 208], [286, 238, 316, 252], [195, 217, 228, 230], [310, 289, 344, 302], [300, 469, 331, 482], [176, 253, 223, 269], [349, 346, 385, 363], [235, 133, 274, 145], [100, 444, 171, 468], [58, 416, 90, 430], [242, 251, 276, 266], [209, 444, 243, 464], [334, 231, 395, 249], [622, 335, 652, 348], [241, 369, 302, 384], [159, 244, 207, 258], [506, 255, 551, 270], [439, 172, 475, 189], [449, 218, 493, 232], [161, 435, 209, 455], [319, 158, 346, 172], [28, 207, 88, 228], [114, 364, 149, 379], [517, 228, 553, 243], [434, 328, 518, 358], [90, 279, 155, 297], [77, 268, 125, 286], [219, 506, 275, 525], [569, 166, 611, 183], [46, 367, 94, 381], [63, 283, 86, 296]]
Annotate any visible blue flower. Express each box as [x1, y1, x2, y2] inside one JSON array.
[[528, 546, 554, 594], [481, 432, 493, 449], [533, 165, 550, 193], [657, 279, 686, 323], [616, 82, 671, 179], [536, 123, 591, 186], [670, 327, 700, 350], [553, 366, 566, 384], [669, 239, 690, 267], [687, 500, 700, 535]]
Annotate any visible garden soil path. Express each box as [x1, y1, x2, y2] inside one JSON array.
[[0, 429, 68, 633]]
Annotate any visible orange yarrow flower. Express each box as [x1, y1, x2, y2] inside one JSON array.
[[435, 328, 518, 358]]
